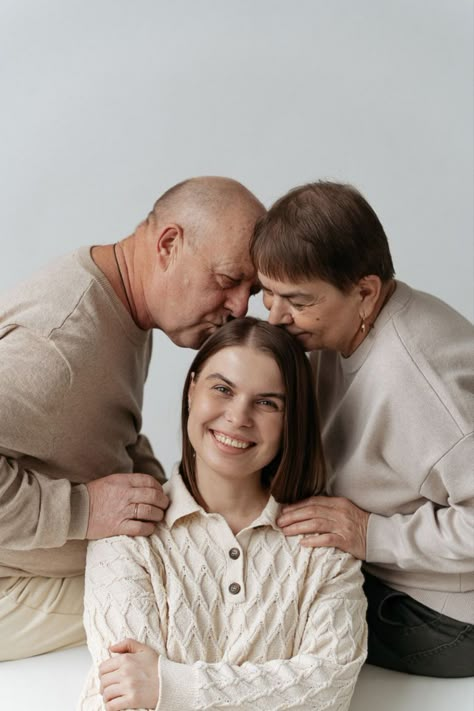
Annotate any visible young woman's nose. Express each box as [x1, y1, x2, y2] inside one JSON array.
[[224, 398, 252, 427]]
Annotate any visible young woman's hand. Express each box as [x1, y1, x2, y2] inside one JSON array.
[[98, 638, 159, 710]]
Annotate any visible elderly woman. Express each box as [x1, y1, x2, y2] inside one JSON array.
[[251, 181, 474, 678]]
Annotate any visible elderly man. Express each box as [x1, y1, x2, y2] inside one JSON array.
[[0, 176, 264, 660], [251, 180, 474, 678]]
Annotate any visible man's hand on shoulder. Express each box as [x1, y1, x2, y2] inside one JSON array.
[[86, 473, 169, 539], [277, 496, 369, 560]]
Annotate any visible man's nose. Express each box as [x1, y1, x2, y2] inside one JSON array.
[[225, 287, 249, 319]]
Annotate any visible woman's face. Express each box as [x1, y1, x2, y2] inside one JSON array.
[[259, 273, 363, 356], [187, 345, 285, 485]]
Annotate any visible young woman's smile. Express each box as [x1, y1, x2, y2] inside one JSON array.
[[211, 429, 255, 451]]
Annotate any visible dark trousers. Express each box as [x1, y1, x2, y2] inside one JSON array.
[[363, 571, 474, 678]]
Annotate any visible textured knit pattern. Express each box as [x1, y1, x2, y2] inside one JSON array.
[[79, 473, 367, 710], [0, 247, 164, 578], [311, 280, 474, 623]]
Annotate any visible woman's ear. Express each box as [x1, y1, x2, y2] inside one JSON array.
[[357, 275, 382, 319], [187, 373, 196, 409]]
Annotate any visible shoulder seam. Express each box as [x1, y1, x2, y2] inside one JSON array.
[[392, 318, 467, 437]]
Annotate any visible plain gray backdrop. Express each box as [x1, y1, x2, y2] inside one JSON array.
[[1, 0, 473, 474]]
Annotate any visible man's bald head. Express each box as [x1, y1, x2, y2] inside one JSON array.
[[146, 176, 265, 245], [127, 176, 265, 343]]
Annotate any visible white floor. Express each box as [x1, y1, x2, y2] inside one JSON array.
[[0, 645, 473, 710]]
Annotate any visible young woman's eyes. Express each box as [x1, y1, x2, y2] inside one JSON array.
[[256, 399, 283, 412], [212, 385, 232, 396], [211, 387, 283, 412]]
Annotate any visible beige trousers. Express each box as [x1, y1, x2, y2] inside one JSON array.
[[0, 575, 86, 661]]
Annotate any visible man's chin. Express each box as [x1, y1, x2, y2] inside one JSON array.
[[168, 332, 202, 350], [191, 324, 220, 349], [169, 323, 221, 349]]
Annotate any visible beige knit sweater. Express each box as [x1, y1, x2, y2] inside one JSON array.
[[79, 472, 367, 710], [0, 247, 164, 578]]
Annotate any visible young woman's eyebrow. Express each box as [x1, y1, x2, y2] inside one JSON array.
[[205, 373, 234, 387]]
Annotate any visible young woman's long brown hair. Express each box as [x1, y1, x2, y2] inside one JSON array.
[[180, 317, 326, 507]]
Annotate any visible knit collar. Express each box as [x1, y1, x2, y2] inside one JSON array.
[[164, 465, 282, 533]]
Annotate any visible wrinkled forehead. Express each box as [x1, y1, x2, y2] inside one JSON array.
[[208, 235, 257, 281]]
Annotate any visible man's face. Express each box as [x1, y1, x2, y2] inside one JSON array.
[[259, 273, 362, 356], [157, 215, 259, 349]]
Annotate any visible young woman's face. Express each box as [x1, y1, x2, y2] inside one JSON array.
[[187, 345, 285, 484]]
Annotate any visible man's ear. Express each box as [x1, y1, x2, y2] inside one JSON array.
[[357, 275, 382, 318], [155, 224, 183, 270]]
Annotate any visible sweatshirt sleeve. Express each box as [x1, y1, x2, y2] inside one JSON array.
[[367, 432, 474, 572], [0, 455, 89, 548], [157, 551, 367, 711], [0, 328, 90, 549]]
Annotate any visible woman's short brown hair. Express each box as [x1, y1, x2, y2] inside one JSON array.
[[180, 317, 326, 506], [251, 181, 395, 292]]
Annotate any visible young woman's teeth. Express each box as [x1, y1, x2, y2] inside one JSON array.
[[214, 432, 251, 449]]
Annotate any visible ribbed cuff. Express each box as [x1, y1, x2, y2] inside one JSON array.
[[156, 656, 194, 710], [68, 483, 90, 539], [366, 512, 401, 564]]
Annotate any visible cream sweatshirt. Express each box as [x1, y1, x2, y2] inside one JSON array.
[[311, 281, 474, 623], [79, 472, 367, 711], [0, 247, 164, 578]]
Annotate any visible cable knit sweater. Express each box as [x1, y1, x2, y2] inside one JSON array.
[[0, 247, 163, 578], [79, 472, 367, 711]]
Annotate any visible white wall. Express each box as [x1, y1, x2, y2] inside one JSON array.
[[1, 0, 472, 474]]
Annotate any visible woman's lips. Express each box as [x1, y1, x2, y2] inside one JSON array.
[[211, 430, 255, 450]]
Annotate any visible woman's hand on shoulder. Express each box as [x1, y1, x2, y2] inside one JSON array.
[[99, 638, 159, 710], [277, 495, 369, 560]]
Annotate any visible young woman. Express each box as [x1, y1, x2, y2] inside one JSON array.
[[79, 317, 367, 711]]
